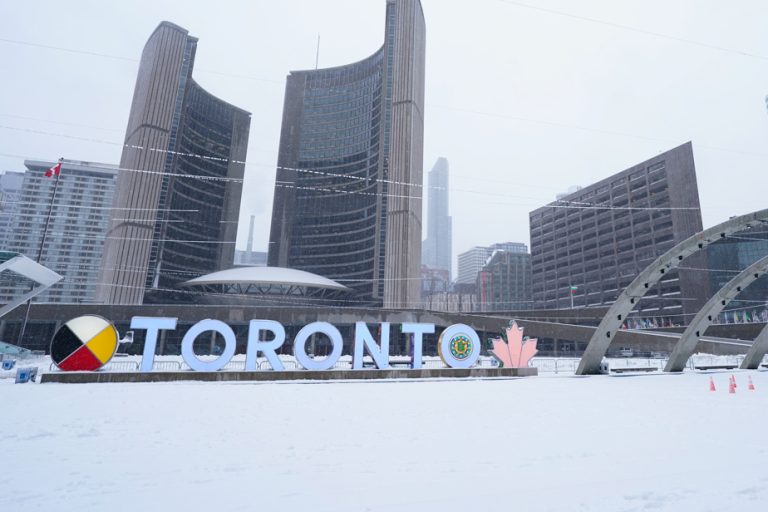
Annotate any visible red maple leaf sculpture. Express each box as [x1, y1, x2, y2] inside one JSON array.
[[490, 321, 538, 368]]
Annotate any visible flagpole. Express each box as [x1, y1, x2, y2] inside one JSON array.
[[17, 159, 63, 346]]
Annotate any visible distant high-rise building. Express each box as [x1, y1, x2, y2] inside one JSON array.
[[268, 0, 426, 309], [422, 157, 452, 279], [98, 21, 251, 305], [234, 214, 266, 266], [457, 248, 489, 286], [0, 171, 24, 249], [529, 142, 707, 319], [0, 160, 117, 303], [477, 249, 532, 311], [246, 215, 255, 255], [456, 242, 527, 286]]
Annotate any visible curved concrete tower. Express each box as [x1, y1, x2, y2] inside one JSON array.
[[268, 0, 426, 309], [98, 22, 250, 305]]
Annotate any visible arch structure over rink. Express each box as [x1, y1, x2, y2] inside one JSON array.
[[0, 251, 62, 317], [741, 323, 768, 370], [576, 209, 768, 375], [665, 254, 768, 372]]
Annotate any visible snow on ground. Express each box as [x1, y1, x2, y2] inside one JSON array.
[[2, 370, 768, 511], [2, 352, 759, 382]]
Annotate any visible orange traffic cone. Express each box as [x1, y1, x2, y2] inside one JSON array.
[[709, 376, 716, 392], [731, 375, 737, 389], [729, 379, 736, 394], [748, 376, 755, 391]]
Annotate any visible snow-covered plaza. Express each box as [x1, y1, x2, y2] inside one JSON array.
[[2, 369, 767, 511]]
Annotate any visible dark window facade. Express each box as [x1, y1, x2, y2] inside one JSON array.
[[269, 0, 426, 308], [286, 50, 388, 303], [706, 229, 768, 316], [477, 251, 532, 312], [148, 80, 240, 292]]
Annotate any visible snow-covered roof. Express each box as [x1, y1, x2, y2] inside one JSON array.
[[180, 267, 351, 291]]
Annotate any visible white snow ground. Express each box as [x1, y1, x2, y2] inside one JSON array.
[[2, 369, 768, 511]]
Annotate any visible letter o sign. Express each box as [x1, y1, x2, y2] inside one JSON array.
[[181, 319, 237, 372], [293, 322, 343, 371], [438, 324, 481, 369]]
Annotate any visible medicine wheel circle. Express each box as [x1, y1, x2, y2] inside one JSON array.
[[50, 315, 119, 371]]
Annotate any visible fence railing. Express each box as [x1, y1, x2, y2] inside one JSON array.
[[41, 353, 766, 374], [152, 361, 182, 371], [103, 361, 140, 372]]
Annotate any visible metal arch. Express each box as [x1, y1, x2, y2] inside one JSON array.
[[0, 254, 63, 318], [576, 208, 768, 375], [665, 254, 768, 372], [740, 324, 768, 370]]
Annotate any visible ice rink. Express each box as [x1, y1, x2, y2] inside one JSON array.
[[2, 370, 768, 511]]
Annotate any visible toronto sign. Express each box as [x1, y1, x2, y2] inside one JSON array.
[[50, 315, 538, 373]]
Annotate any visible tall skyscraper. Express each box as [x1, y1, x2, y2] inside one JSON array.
[[268, 0, 426, 309], [456, 242, 527, 286], [0, 170, 24, 250], [0, 159, 117, 303], [97, 21, 251, 305], [529, 142, 707, 319], [422, 157, 452, 279]]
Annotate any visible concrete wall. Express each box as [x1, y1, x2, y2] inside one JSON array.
[[384, 0, 427, 309]]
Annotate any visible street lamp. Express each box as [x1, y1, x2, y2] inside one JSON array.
[[569, 285, 578, 309]]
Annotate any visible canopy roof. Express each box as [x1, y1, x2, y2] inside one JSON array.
[[181, 267, 351, 292]]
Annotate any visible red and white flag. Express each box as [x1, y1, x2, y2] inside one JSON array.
[[44, 161, 62, 178]]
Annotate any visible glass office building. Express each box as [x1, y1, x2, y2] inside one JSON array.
[[269, 0, 426, 308], [477, 249, 533, 312], [457, 243, 527, 286], [706, 228, 768, 320]]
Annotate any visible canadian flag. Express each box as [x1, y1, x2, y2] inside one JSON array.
[[44, 161, 62, 178]]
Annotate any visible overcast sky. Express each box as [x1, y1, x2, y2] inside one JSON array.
[[1, 0, 767, 275]]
